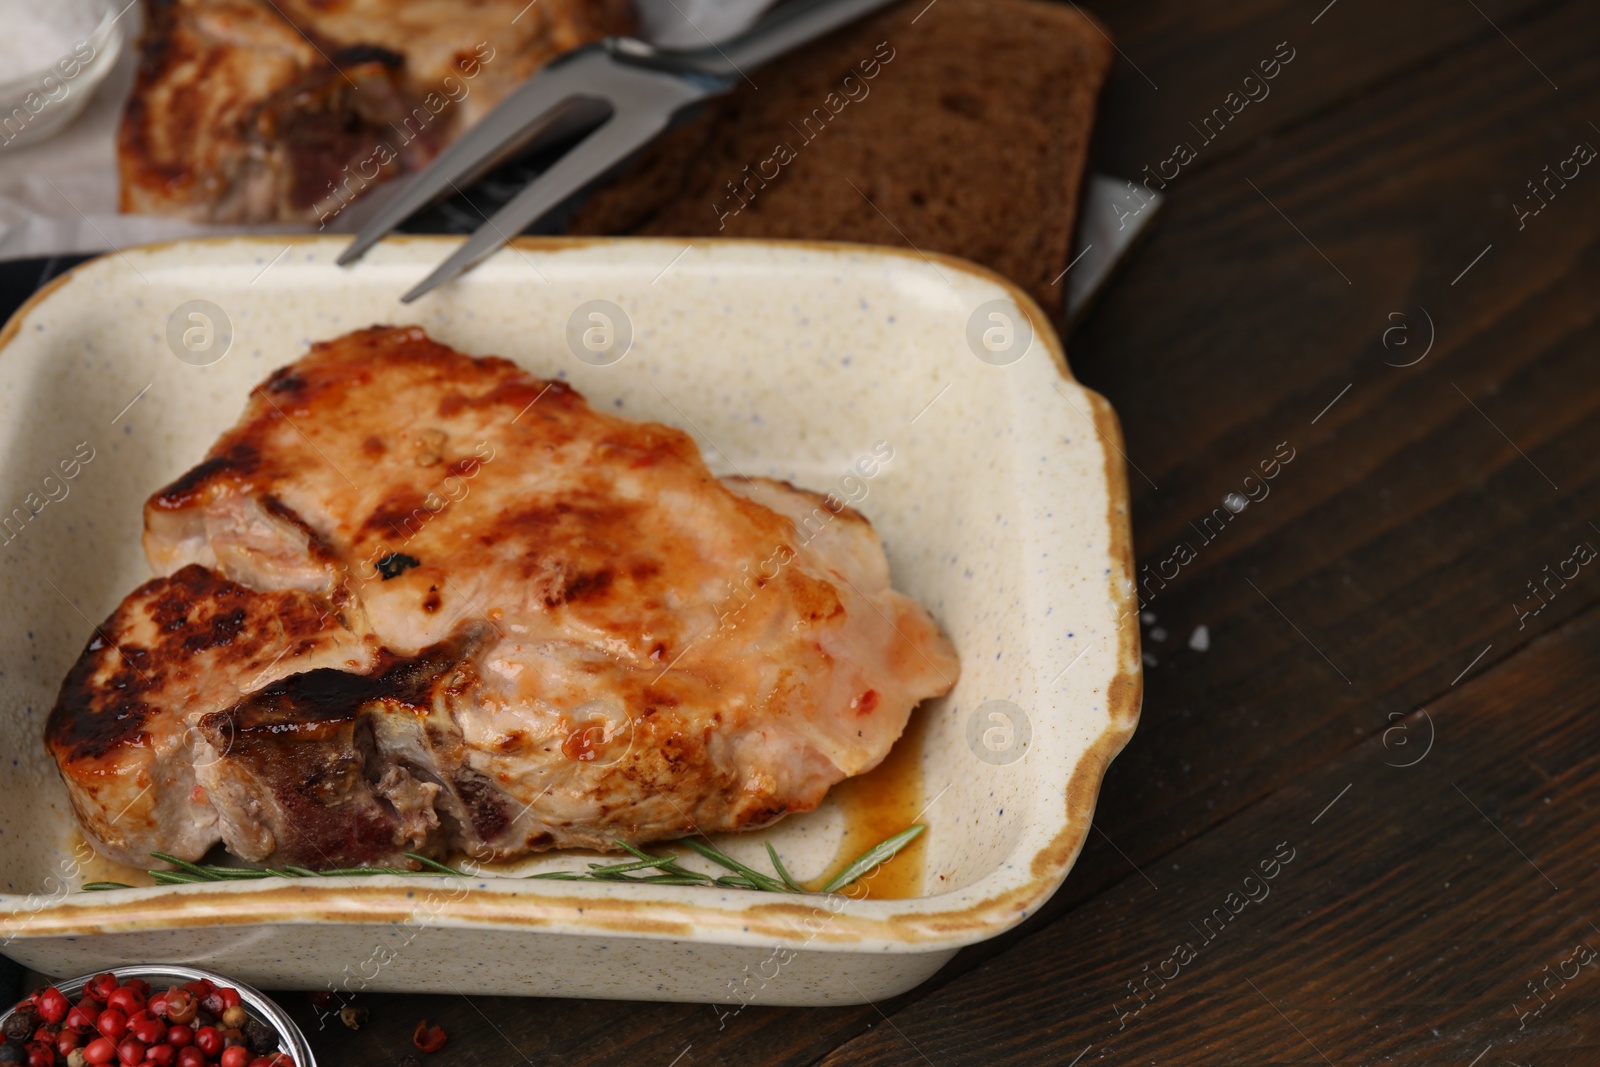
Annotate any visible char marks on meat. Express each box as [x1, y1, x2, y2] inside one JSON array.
[[46, 326, 959, 870]]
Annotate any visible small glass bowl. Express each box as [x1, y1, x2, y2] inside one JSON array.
[[0, 964, 317, 1065], [0, 0, 127, 153]]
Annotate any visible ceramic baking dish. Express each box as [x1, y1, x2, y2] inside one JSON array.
[[0, 237, 1139, 1004]]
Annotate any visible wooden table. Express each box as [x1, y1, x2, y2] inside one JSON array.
[[9, 0, 1598, 1062]]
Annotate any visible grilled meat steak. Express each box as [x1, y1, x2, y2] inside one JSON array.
[[46, 326, 959, 870], [118, 0, 633, 223]]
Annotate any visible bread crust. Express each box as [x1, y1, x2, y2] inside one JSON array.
[[566, 0, 1115, 320]]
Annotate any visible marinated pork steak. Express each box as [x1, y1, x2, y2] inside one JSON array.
[[118, 0, 633, 223], [46, 327, 959, 870]]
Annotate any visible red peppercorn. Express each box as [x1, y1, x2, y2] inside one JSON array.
[[173, 1049, 204, 1067], [85, 979, 118, 1005], [246, 1060, 273, 1067], [191, 1029, 221, 1061], [114, 1039, 143, 1067], [142, 1047, 174, 1067], [218, 1049, 249, 1067], [55, 1026, 92, 1057], [82, 1039, 115, 1066], [159, 1028, 189, 1053], [31, 1028, 56, 1045], [302, 993, 333, 1013], [216, 991, 239, 1014], [412, 1021, 447, 1054], [94, 1013, 126, 1044], [23, 1042, 55, 1067], [121, 984, 148, 1003], [157, 995, 192, 1030], [102, 992, 142, 1020], [123, 1015, 161, 1049], [36, 990, 69, 1028], [144, 997, 167, 1022]]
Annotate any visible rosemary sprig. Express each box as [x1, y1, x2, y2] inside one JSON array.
[[80, 854, 467, 891], [680, 838, 792, 893], [766, 842, 807, 893], [821, 824, 925, 893], [406, 853, 471, 876], [531, 825, 926, 895], [79, 826, 925, 896]]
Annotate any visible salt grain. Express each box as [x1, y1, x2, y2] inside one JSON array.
[[0, 0, 101, 76], [1189, 624, 1210, 652]]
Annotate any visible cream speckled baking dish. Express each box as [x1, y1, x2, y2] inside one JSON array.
[[0, 237, 1138, 1004]]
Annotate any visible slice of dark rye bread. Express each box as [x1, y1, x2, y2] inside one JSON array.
[[564, 0, 1115, 319]]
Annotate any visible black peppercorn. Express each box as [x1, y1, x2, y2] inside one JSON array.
[[194, 1009, 218, 1029], [243, 1017, 277, 1054], [1, 1006, 35, 1042], [0, 1040, 23, 1065]]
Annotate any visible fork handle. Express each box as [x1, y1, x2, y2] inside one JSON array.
[[629, 0, 904, 80]]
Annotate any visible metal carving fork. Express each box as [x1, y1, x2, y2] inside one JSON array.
[[338, 0, 902, 302]]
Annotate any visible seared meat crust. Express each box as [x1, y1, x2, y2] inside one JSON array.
[[46, 563, 371, 865]]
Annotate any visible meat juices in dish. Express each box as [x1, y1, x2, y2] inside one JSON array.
[[45, 327, 959, 870]]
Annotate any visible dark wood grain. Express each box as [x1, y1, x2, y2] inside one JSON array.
[[813, 598, 1600, 1066], [1071, 0, 1600, 870], [1082, 0, 1567, 183]]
